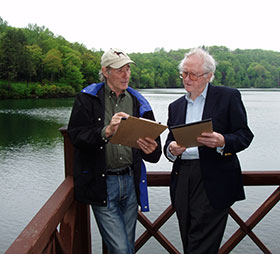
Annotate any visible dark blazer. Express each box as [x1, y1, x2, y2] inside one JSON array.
[[164, 84, 254, 209]]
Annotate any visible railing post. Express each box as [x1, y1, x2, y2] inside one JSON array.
[[59, 126, 74, 177], [60, 126, 92, 254]]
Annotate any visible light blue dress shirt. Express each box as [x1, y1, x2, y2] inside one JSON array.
[[167, 84, 209, 161]]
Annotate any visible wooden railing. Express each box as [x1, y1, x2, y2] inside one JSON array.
[[5, 128, 280, 254], [5, 128, 91, 254], [137, 171, 280, 254]]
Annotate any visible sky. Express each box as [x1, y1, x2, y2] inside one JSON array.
[[1, 0, 280, 54]]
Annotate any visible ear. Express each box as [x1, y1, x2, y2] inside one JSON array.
[[207, 72, 213, 82], [102, 67, 109, 78]]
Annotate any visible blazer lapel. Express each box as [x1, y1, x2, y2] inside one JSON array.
[[202, 84, 216, 120], [178, 96, 187, 124]]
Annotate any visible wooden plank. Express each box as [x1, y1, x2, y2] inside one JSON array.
[[72, 203, 92, 254], [146, 171, 280, 186], [219, 187, 280, 254], [6, 177, 74, 254], [59, 127, 74, 177], [242, 171, 280, 185], [136, 205, 178, 253], [147, 171, 170, 186]]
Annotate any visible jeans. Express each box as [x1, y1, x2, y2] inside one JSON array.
[[92, 172, 138, 254]]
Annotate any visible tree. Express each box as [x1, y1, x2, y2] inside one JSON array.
[[24, 44, 43, 84], [217, 61, 234, 85], [43, 48, 63, 82], [140, 69, 154, 88], [0, 28, 28, 85], [2, 18, 280, 92], [61, 63, 84, 91], [81, 52, 100, 84], [0, 16, 8, 34], [213, 70, 222, 86], [58, 46, 85, 89], [225, 66, 235, 87]]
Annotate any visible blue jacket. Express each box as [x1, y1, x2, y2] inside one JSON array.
[[68, 83, 162, 211]]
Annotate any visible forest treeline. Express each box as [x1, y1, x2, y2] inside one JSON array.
[[0, 17, 280, 99]]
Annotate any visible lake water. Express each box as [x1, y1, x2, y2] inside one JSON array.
[[0, 88, 280, 253]]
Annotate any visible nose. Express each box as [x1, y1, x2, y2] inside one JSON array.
[[185, 73, 193, 81], [122, 69, 130, 78], [183, 74, 191, 82]]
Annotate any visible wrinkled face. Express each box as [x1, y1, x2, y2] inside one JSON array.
[[102, 64, 131, 96], [181, 55, 212, 99]]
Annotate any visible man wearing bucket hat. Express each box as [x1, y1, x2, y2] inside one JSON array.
[[67, 48, 162, 253]]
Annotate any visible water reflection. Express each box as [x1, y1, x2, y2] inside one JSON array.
[[0, 98, 72, 253], [0, 98, 73, 148], [1, 90, 280, 254]]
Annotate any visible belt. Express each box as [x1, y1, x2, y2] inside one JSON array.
[[106, 166, 131, 175], [180, 159, 200, 164]]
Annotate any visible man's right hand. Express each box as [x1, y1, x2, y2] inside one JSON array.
[[105, 112, 129, 138], [169, 141, 186, 156]]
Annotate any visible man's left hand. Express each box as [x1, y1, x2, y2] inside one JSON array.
[[137, 137, 158, 154], [197, 132, 225, 148]]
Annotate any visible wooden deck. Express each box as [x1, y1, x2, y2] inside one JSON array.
[[5, 128, 280, 254]]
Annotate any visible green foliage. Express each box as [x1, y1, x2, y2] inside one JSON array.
[[0, 28, 28, 84], [59, 63, 84, 92], [43, 48, 63, 81], [34, 84, 76, 98], [0, 81, 76, 99], [0, 16, 280, 100]]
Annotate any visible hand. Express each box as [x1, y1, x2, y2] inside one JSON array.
[[169, 141, 186, 156], [137, 137, 158, 154], [105, 112, 129, 138], [197, 131, 225, 148]]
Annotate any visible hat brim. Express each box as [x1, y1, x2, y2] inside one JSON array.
[[109, 59, 136, 69]]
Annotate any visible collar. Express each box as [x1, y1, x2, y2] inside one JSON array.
[[104, 82, 128, 98], [81, 83, 152, 117], [81, 82, 104, 96], [185, 83, 209, 102]]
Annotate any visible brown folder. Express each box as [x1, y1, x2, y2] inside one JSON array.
[[171, 118, 213, 148], [109, 116, 168, 149]]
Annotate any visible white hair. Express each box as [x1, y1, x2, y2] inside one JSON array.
[[178, 47, 217, 82], [99, 70, 105, 82], [99, 67, 112, 82]]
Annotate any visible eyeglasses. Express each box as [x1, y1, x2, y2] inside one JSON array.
[[180, 71, 209, 81]]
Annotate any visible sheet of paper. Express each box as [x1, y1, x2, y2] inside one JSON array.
[[109, 116, 168, 148], [171, 118, 213, 147]]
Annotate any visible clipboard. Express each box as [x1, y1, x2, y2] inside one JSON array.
[[109, 116, 168, 148], [170, 118, 213, 148]]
